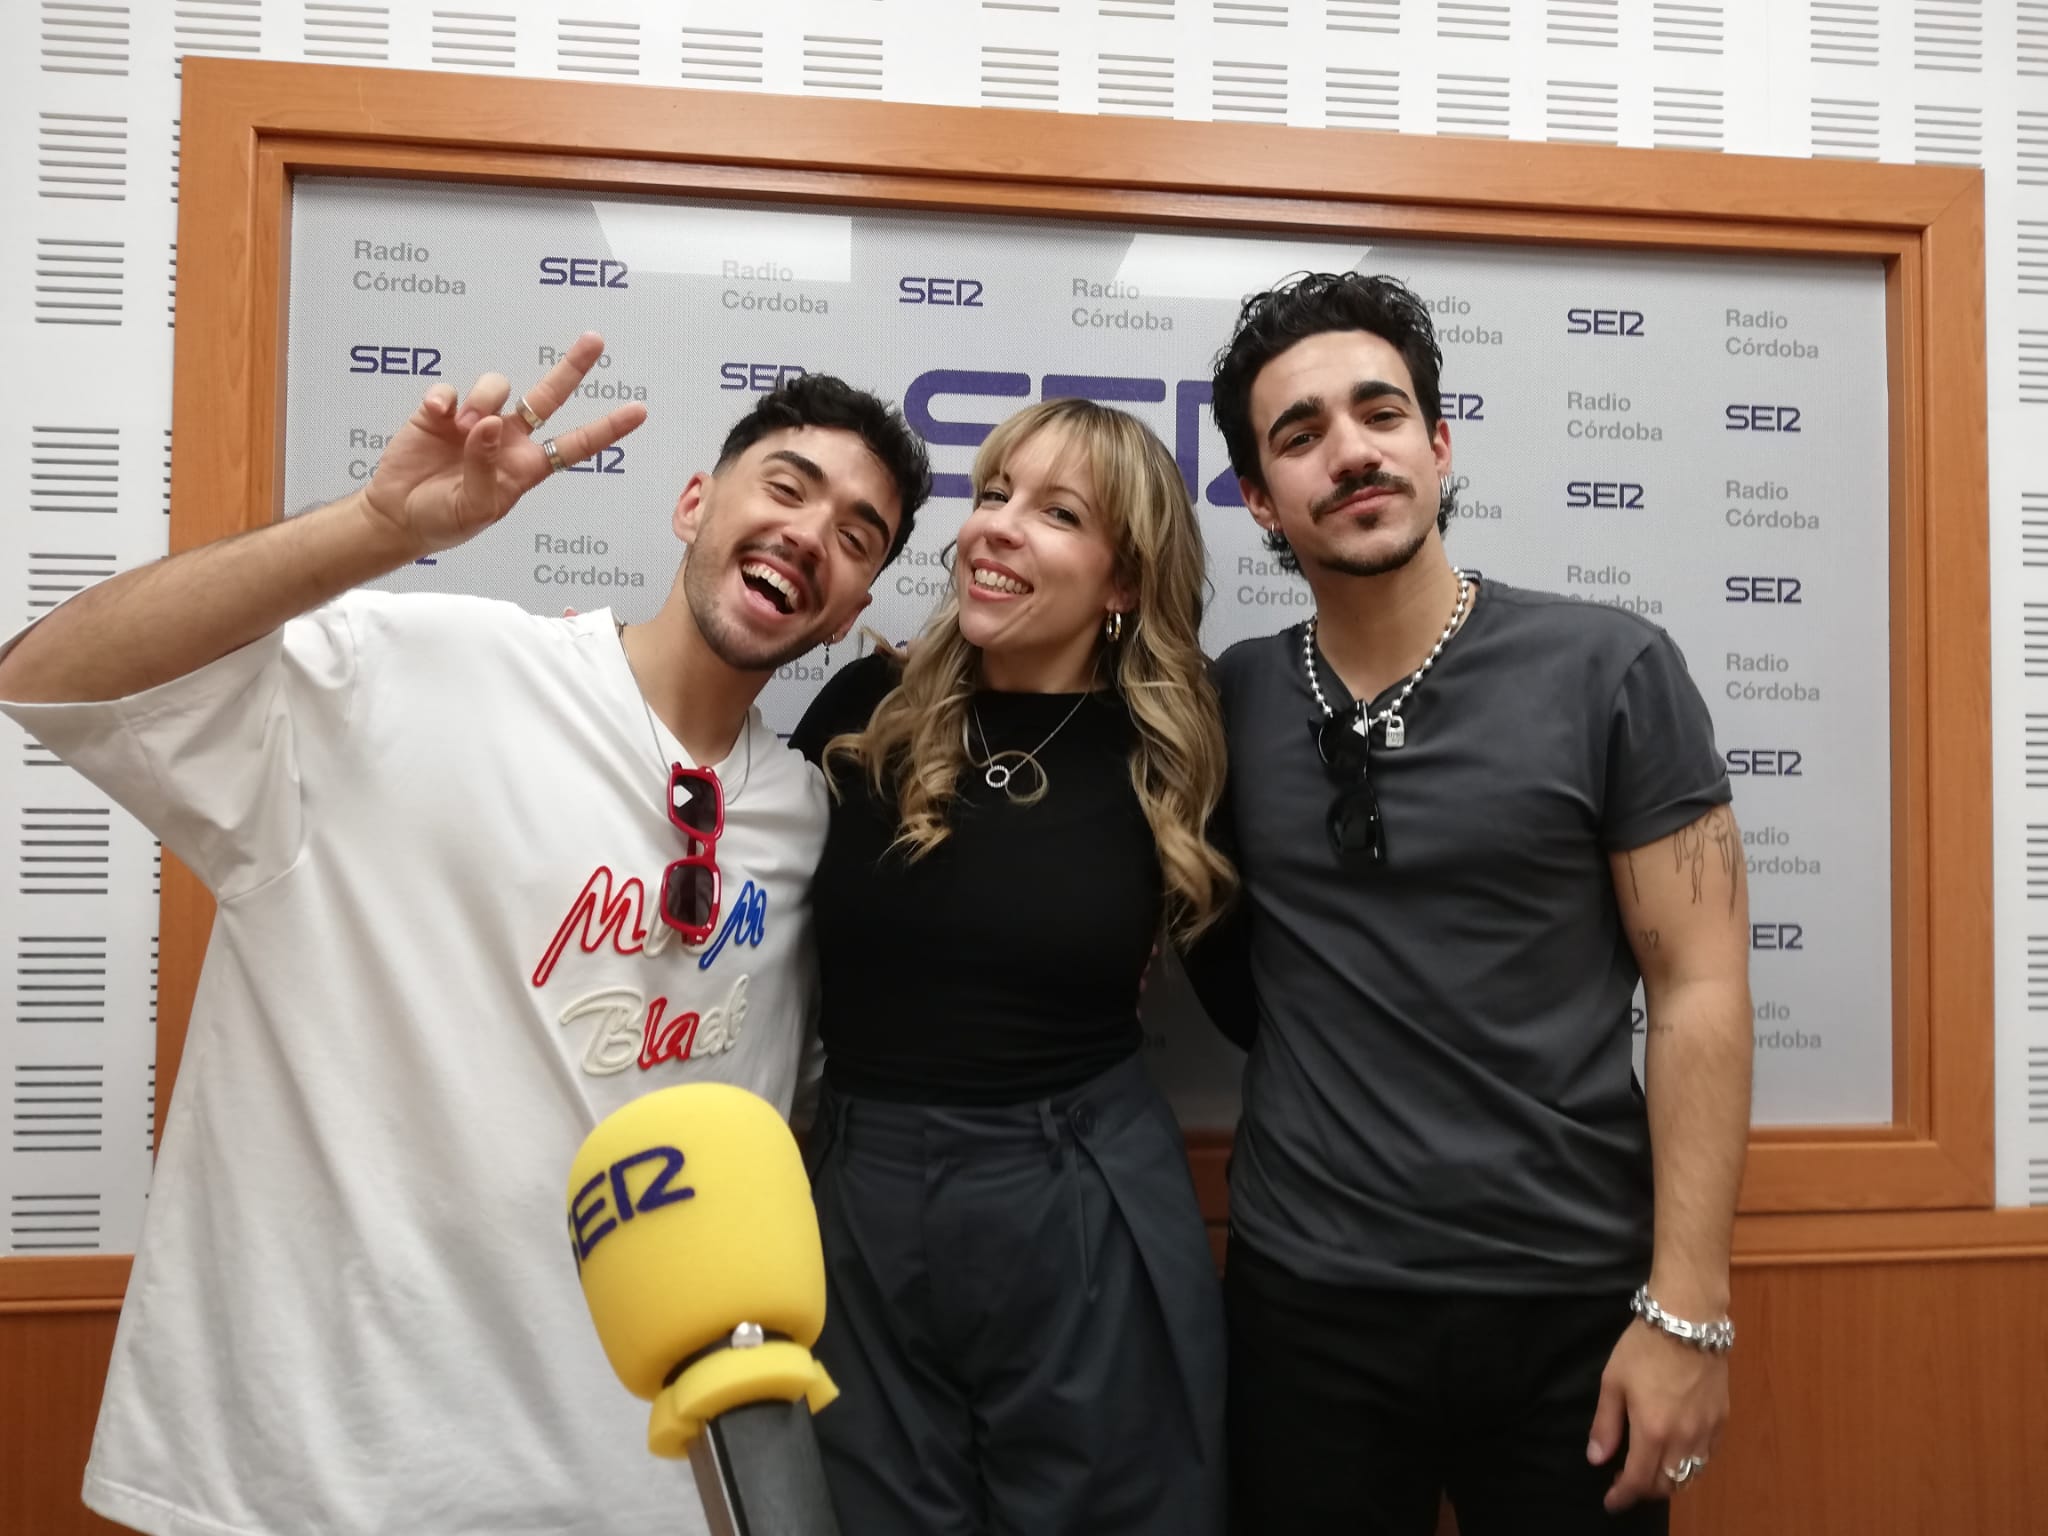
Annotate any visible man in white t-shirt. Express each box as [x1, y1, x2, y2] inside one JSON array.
[[0, 332, 932, 1536]]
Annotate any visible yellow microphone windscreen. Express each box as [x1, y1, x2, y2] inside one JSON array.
[[566, 1083, 829, 1434]]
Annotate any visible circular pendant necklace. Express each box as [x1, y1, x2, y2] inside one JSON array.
[[964, 688, 1093, 796]]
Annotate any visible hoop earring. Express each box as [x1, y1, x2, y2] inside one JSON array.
[[1103, 610, 1126, 644]]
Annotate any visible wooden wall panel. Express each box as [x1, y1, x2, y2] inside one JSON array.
[[1675, 1259, 2048, 1534], [9, 1252, 2046, 1534], [0, 1309, 124, 1536]]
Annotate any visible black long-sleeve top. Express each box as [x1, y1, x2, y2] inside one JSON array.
[[790, 653, 1163, 1105]]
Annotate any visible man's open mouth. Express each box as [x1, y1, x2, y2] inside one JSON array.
[[741, 560, 803, 616]]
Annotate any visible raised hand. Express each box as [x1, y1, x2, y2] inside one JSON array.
[[360, 332, 647, 559]]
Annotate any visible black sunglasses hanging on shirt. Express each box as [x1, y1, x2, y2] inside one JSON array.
[[1299, 573, 1474, 873], [1314, 712, 1388, 871]]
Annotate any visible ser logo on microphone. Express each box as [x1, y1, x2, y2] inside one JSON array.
[[568, 1145, 696, 1269]]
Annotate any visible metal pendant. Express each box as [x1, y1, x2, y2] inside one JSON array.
[[984, 763, 1013, 790], [1383, 715, 1406, 750]]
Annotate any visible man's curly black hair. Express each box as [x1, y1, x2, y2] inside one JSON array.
[[716, 373, 934, 567], [1210, 272, 1456, 572]]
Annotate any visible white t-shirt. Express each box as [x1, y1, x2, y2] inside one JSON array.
[[0, 591, 827, 1536]]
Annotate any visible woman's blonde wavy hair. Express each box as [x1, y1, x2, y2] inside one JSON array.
[[825, 398, 1235, 943]]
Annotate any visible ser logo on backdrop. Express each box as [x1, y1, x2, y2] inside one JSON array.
[[1724, 576, 1803, 604], [1752, 923, 1805, 952], [1725, 748, 1803, 777], [907, 368, 1238, 504], [1725, 404, 1802, 432], [721, 363, 808, 392], [1565, 307, 1646, 337], [881, 361, 1491, 501], [1566, 481, 1645, 510], [563, 447, 627, 475], [899, 277, 985, 307], [349, 345, 441, 376], [538, 257, 629, 289], [903, 368, 1488, 501]]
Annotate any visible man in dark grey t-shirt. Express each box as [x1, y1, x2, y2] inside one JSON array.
[[1195, 273, 1753, 1535]]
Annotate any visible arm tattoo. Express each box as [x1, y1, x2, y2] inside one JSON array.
[[1624, 849, 1641, 902], [1671, 821, 1706, 903], [1706, 805, 1741, 914], [1671, 806, 1742, 910], [1637, 927, 1661, 952]]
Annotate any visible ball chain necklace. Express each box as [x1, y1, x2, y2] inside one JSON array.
[[1303, 569, 1472, 750]]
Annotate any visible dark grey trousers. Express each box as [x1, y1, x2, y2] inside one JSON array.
[[806, 1052, 1227, 1536]]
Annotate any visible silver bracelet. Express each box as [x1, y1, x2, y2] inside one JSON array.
[[1629, 1285, 1735, 1354]]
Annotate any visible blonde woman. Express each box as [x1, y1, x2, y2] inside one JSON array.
[[789, 398, 1233, 1535]]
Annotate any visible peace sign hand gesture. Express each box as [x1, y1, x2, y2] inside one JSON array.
[[360, 331, 647, 560]]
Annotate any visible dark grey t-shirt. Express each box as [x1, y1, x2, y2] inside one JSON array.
[[1214, 578, 1731, 1294]]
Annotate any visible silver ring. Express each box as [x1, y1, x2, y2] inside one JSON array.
[[508, 394, 546, 431], [1665, 1455, 1705, 1486], [541, 438, 567, 476]]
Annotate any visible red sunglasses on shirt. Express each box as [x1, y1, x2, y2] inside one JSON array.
[[660, 763, 724, 944]]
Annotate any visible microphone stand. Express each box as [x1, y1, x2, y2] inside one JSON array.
[[688, 1398, 844, 1536]]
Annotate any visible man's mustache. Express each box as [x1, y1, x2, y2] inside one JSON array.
[[1310, 471, 1414, 519]]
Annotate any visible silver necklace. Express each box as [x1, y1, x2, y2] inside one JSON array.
[[617, 616, 751, 804], [964, 689, 1093, 794], [1303, 569, 1471, 751]]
